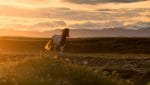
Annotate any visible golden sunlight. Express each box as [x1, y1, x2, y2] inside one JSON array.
[[0, 1, 149, 85]]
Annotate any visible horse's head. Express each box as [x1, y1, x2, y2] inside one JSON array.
[[62, 28, 70, 37]]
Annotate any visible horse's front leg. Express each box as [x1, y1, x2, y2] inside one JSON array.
[[53, 45, 58, 53], [60, 45, 65, 54]]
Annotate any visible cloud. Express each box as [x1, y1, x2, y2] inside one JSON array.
[[0, 20, 67, 31], [69, 21, 124, 29], [0, 5, 149, 21], [0, 5, 149, 31], [17, 0, 50, 4], [0, 5, 111, 20], [69, 22, 103, 29], [61, 0, 148, 4], [25, 21, 66, 30], [96, 8, 150, 18], [32, 21, 67, 28]]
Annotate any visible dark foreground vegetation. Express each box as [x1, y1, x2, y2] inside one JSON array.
[[0, 54, 119, 85]]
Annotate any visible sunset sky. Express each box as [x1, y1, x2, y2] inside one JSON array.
[[0, 0, 150, 31]]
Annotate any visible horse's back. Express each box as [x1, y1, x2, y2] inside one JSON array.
[[52, 35, 61, 45]]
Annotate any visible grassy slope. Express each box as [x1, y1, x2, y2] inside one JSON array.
[[1, 55, 120, 85]]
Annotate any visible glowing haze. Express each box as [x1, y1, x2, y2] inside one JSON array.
[[0, 0, 150, 32]]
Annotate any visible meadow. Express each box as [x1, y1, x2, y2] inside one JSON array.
[[0, 37, 149, 85], [0, 37, 150, 54]]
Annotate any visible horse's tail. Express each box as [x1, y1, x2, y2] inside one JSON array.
[[45, 40, 53, 51]]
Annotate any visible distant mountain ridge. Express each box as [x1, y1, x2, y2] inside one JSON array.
[[0, 27, 150, 38]]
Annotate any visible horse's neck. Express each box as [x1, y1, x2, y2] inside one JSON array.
[[61, 34, 66, 40]]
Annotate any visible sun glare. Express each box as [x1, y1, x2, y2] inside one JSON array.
[[51, 0, 60, 2]]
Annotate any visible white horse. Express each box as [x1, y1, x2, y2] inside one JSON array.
[[45, 28, 70, 53]]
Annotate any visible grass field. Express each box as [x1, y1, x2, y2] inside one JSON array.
[[0, 37, 150, 54], [0, 37, 149, 85]]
